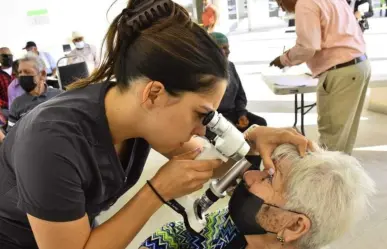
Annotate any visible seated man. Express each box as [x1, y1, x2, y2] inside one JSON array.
[[7, 60, 24, 108], [140, 143, 375, 249], [7, 53, 62, 132], [210, 32, 267, 132], [0, 110, 5, 143], [23, 41, 57, 76], [0, 47, 15, 109]]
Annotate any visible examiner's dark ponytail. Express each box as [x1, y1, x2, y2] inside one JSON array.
[[68, 0, 227, 96]]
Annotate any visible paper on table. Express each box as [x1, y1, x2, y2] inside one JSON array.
[[267, 75, 318, 87], [262, 64, 311, 75]]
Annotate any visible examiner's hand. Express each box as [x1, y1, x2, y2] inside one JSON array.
[[246, 126, 312, 170], [150, 148, 222, 201]]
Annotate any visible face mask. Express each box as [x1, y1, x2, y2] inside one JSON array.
[[0, 54, 13, 68], [19, 75, 37, 93], [75, 41, 85, 49], [229, 180, 305, 236], [229, 181, 269, 235]]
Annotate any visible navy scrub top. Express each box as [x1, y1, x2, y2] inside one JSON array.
[[0, 82, 151, 248]]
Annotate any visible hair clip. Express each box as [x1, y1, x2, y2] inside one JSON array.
[[122, 0, 172, 34]]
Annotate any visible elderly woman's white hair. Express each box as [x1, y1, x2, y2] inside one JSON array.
[[19, 52, 46, 73], [272, 143, 376, 249]]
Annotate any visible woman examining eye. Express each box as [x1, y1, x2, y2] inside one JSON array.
[[0, 1, 310, 249]]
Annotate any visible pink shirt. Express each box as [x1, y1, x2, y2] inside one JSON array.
[[280, 0, 366, 77]]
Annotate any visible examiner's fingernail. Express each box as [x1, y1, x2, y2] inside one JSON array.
[[268, 168, 275, 175], [195, 147, 202, 152]]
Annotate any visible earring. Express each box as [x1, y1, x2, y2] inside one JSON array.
[[276, 235, 285, 246]]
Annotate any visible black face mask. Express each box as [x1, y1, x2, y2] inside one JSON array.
[[19, 76, 37, 93], [0, 54, 13, 68], [229, 181, 269, 235]]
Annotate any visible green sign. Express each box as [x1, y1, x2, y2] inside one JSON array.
[[27, 9, 49, 17]]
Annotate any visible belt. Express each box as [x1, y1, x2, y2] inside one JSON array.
[[327, 54, 367, 72]]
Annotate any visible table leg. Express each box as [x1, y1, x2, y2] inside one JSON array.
[[301, 94, 305, 135], [293, 94, 298, 128]]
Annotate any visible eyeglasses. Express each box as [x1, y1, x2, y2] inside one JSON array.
[[262, 203, 304, 215]]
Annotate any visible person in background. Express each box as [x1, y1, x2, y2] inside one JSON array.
[[7, 60, 25, 108], [0, 130, 4, 144], [0, 129, 4, 143], [347, 0, 374, 32], [270, 0, 370, 155], [0, 1, 310, 248], [23, 41, 57, 77], [7, 53, 62, 132], [0, 47, 15, 109], [354, 0, 374, 19], [355, 0, 374, 32], [0, 109, 6, 140], [210, 32, 267, 132], [67, 31, 100, 73], [202, 0, 217, 32], [380, 0, 387, 17], [140, 143, 375, 249], [210, 32, 267, 168]]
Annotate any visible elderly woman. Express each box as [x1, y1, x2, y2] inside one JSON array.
[[140, 143, 375, 249]]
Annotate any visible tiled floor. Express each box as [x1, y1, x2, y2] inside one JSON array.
[[98, 19, 387, 249]]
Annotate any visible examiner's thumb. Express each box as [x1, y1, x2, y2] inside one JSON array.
[[173, 147, 202, 160]]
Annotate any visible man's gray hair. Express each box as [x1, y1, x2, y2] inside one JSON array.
[[20, 52, 46, 73], [272, 144, 376, 249]]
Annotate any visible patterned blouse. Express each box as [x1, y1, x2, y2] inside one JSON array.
[[140, 209, 245, 249]]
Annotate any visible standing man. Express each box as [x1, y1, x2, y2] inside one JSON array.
[[0, 47, 15, 109], [269, 0, 370, 155], [23, 41, 57, 77], [67, 31, 99, 73]]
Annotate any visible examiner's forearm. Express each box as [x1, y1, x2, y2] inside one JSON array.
[[280, 44, 316, 66], [84, 184, 163, 249]]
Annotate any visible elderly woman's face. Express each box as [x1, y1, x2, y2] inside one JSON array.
[[244, 161, 290, 206], [242, 160, 306, 238]]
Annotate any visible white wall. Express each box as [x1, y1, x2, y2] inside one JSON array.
[[0, 0, 135, 62], [247, 0, 270, 30]]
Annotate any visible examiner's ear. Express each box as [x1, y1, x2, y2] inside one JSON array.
[[141, 81, 167, 109], [282, 214, 311, 244]]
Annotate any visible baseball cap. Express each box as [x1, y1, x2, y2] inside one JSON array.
[[23, 41, 37, 50], [72, 31, 84, 40]]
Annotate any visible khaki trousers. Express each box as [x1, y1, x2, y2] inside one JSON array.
[[317, 60, 371, 155]]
